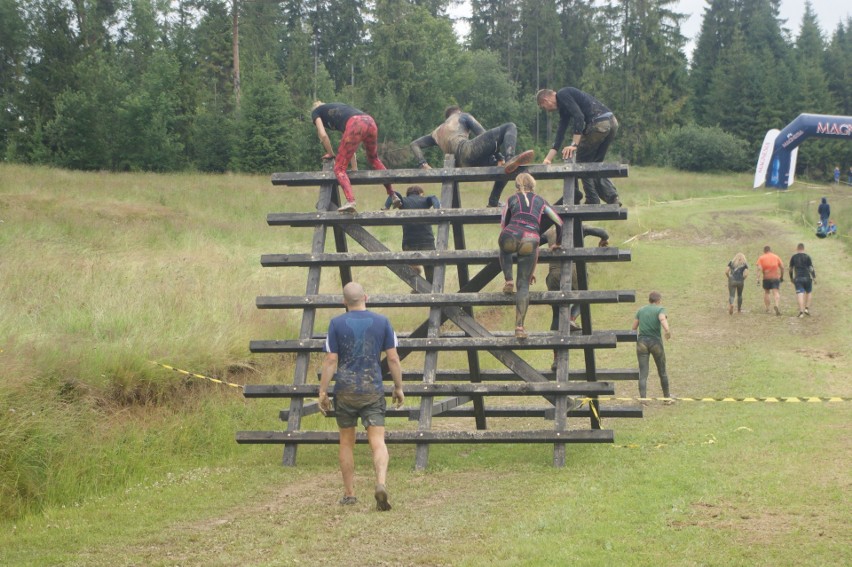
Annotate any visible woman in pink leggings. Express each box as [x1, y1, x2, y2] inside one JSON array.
[[312, 101, 397, 213]]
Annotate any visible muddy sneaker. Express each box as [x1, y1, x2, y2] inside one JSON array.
[[374, 484, 391, 511], [390, 194, 403, 209], [338, 201, 357, 213], [728, 304, 734, 315], [569, 320, 581, 331], [339, 496, 358, 506], [774, 306, 781, 316], [514, 326, 528, 339], [798, 311, 804, 318], [804, 308, 810, 316], [504, 149, 535, 174], [502, 281, 514, 294]]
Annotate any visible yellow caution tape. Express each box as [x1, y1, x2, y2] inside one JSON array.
[[151, 361, 244, 391], [584, 396, 849, 403]]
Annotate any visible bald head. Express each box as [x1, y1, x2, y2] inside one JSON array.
[[342, 282, 367, 309]]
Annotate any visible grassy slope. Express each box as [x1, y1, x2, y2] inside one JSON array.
[[0, 165, 850, 566]]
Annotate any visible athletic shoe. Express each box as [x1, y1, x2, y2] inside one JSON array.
[[514, 326, 528, 339], [339, 496, 358, 506], [728, 305, 734, 315], [374, 484, 391, 511], [804, 308, 810, 316], [798, 312, 804, 318], [390, 194, 403, 209], [774, 306, 781, 316], [502, 281, 514, 294], [338, 201, 357, 213], [503, 149, 535, 174], [569, 320, 581, 331], [487, 202, 504, 208]]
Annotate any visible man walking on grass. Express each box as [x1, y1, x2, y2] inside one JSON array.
[[632, 291, 672, 402], [789, 243, 817, 318], [756, 245, 784, 315], [318, 282, 405, 510]]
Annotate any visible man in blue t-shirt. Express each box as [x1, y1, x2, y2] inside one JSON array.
[[631, 291, 673, 402], [319, 282, 404, 511]]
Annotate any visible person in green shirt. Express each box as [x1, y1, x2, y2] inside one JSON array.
[[631, 291, 672, 401]]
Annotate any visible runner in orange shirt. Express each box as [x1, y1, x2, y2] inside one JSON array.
[[755, 245, 784, 315]]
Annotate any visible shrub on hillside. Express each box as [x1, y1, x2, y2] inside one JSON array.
[[653, 124, 751, 172]]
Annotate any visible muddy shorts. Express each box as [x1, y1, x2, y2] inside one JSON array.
[[333, 393, 386, 429], [794, 278, 813, 294], [762, 278, 780, 290]]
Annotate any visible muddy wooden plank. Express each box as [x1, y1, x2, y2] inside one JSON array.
[[267, 204, 626, 227], [250, 333, 618, 353], [271, 162, 628, 186], [279, 404, 642, 421], [260, 247, 630, 267], [245, 381, 614, 398], [237, 429, 615, 444], [256, 290, 635, 309]]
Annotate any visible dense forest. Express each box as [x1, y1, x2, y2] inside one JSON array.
[[1, 0, 850, 176]]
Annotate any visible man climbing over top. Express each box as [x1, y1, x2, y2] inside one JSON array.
[[536, 87, 621, 206], [410, 106, 534, 207]]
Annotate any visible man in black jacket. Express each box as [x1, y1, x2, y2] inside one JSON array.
[[536, 87, 621, 206]]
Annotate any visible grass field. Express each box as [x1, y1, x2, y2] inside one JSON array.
[[0, 163, 850, 566]]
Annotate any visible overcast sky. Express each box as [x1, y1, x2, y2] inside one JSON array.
[[450, 1, 852, 60]]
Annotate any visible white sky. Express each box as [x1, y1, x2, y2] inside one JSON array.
[[450, 1, 852, 60]]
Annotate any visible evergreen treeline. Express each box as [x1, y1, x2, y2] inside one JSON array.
[[1, 0, 849, 176]]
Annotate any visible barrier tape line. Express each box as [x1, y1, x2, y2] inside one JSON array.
[[585, 396, 849, 403], [151, 361, 244, 391], [150, 362, 850, 403]]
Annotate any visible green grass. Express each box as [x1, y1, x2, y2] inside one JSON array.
[[0, 163, 850, 566]]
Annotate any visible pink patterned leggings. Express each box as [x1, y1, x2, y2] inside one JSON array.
[[335, 115, 393, 203]]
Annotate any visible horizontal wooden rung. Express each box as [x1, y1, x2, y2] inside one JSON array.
[[250, 333, 618, 353], [244, 381, 615, 398], [236, 429, 615, 444], [260, 247, 629, 268], [389, 368, 640, 381], [279, 405, 642, 421], [267, 204, 626, 227], [271, 162, 628, 187], [257, 290, 635, 309]]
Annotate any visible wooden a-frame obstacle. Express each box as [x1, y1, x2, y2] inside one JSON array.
[[236, 156, 640, 468]]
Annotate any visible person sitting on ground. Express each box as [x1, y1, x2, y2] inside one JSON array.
[[311, 101, 397, 213], [383, 186, 441, 284], [410, 106, 534, 207], [498, 172, 563, 339], [724, 252, 749, 315]]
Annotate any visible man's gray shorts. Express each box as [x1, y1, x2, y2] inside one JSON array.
[[333, 393, 386, 429]]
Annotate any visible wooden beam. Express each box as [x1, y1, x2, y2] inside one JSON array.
[[267, 204, 626, 227], [244, 381, 615, 398], [386, 369, 640, 381], [261, 247, 630, 267], [237, 429, 615, 444], [250, 333, 618, 353], [278, 403, 642, 421], [257, 290, 635, 309], [271, 162, 628, 186]]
